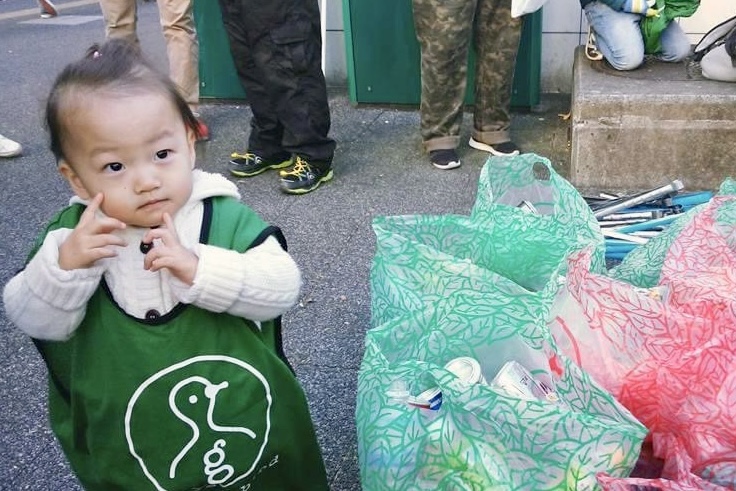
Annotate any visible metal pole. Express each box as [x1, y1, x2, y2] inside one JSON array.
[[593, 180, 684, 219]]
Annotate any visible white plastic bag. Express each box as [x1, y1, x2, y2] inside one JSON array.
[[511, 0, 547, 18], [693, 15, 736, 82]]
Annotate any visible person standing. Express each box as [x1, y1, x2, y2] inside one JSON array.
[[218, 0, 336, 195], [412, 0, 523, 170], [97, 0, 209, 140]]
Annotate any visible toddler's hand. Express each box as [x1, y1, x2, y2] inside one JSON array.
[[622, 0, 655, 15], [142, 213, 198, 285], [58, 193, 127, 270]]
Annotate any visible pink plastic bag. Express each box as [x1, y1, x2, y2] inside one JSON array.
[[548, 196, 736, 489], [660, 196, 736, 325]]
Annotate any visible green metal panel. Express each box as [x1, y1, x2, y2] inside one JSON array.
[[342, 0, 542, 108], [194, 0, 246, 100], [194, 0, 541, 107], [513, 13, 543, 108]]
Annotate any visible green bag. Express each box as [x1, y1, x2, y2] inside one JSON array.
[[471, 154, 606, 274], [371, 154, 605, 331], [640, 0, 700, 54], [30, 198, 329, 491], [356, 308, 647, 490], [370, 212, 568, 345], [360, 155, 644, 490]]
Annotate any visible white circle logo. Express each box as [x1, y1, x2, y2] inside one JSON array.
[[125, 355, 272, 490]]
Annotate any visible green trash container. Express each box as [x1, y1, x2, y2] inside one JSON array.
[[194, 0, 246, 100], [342, 0, 542, 108]]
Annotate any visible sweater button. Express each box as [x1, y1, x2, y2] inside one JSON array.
[[145, 309, 161, 321], [140, 241, 153, 254]]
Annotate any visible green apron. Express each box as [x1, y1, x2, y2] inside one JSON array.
[[30, 197, 329, 491]]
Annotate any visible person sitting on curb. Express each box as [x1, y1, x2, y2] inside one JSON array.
[[582, 0, 692, 70]]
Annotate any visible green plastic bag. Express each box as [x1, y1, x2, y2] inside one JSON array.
[[371, 154, 605, 331], [370, 212, 567, 346], [356, 307, 647, 490], [640, 0, 699, 54], [360, 155, 644, 490], [471, 154, 606, 274]]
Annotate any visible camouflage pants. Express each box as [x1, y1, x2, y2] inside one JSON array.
[[412, 0, 522, 151]]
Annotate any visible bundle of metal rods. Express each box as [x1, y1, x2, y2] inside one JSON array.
[[584, 180, 713, 261]]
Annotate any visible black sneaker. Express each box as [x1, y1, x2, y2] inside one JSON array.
[[279, 156, 333, 194], [429, 149, 461, 170], [229, 152, 292, 177], [469, 137, 521, 156]]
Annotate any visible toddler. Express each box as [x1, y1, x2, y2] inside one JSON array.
[[3, 39, 328, 490]]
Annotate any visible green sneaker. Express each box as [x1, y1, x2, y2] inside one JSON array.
[[229, 152, 292, 177], [279, 156, 333, 194]]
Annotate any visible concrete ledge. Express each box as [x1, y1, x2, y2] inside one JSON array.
[[570, 46, 736, 191]]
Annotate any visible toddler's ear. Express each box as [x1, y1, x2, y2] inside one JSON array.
[[187, 126, 197, 169], [58, 160, 92, 200]]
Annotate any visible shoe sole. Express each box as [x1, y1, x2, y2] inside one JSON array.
[[432, 159, 461, 170], [468, 137, 520, 157], [280, 169, 334, 195], [230, 159, 291, 178], [585, 26, 604, 61]]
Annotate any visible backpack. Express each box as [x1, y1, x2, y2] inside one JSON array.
[[692, 14, 736, 82]]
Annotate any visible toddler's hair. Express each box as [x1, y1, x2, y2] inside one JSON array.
[[45, 39, 201, 162]]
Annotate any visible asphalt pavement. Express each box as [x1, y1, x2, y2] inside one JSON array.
[[0, 1, 571, 489]]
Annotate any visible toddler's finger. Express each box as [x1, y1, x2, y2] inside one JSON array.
[[162, 212, 175, 230], [143, 248, 171, 272], [91, 216, 127, 234], [143, 225, 178, 246], [78, 193, 104, 225]]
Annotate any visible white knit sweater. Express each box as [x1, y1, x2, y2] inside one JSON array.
[[3, 170, 301, 341]]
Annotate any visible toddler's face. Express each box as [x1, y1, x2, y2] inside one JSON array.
[[58, 91, 196, 228]]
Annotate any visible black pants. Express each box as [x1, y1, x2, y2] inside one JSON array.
[[218, 0, 336, 166]]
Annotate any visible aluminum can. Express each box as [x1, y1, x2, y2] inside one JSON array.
[[445, 357, 487, 385], [406, 387, 442, 410], [490, 360, 560, 404]]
